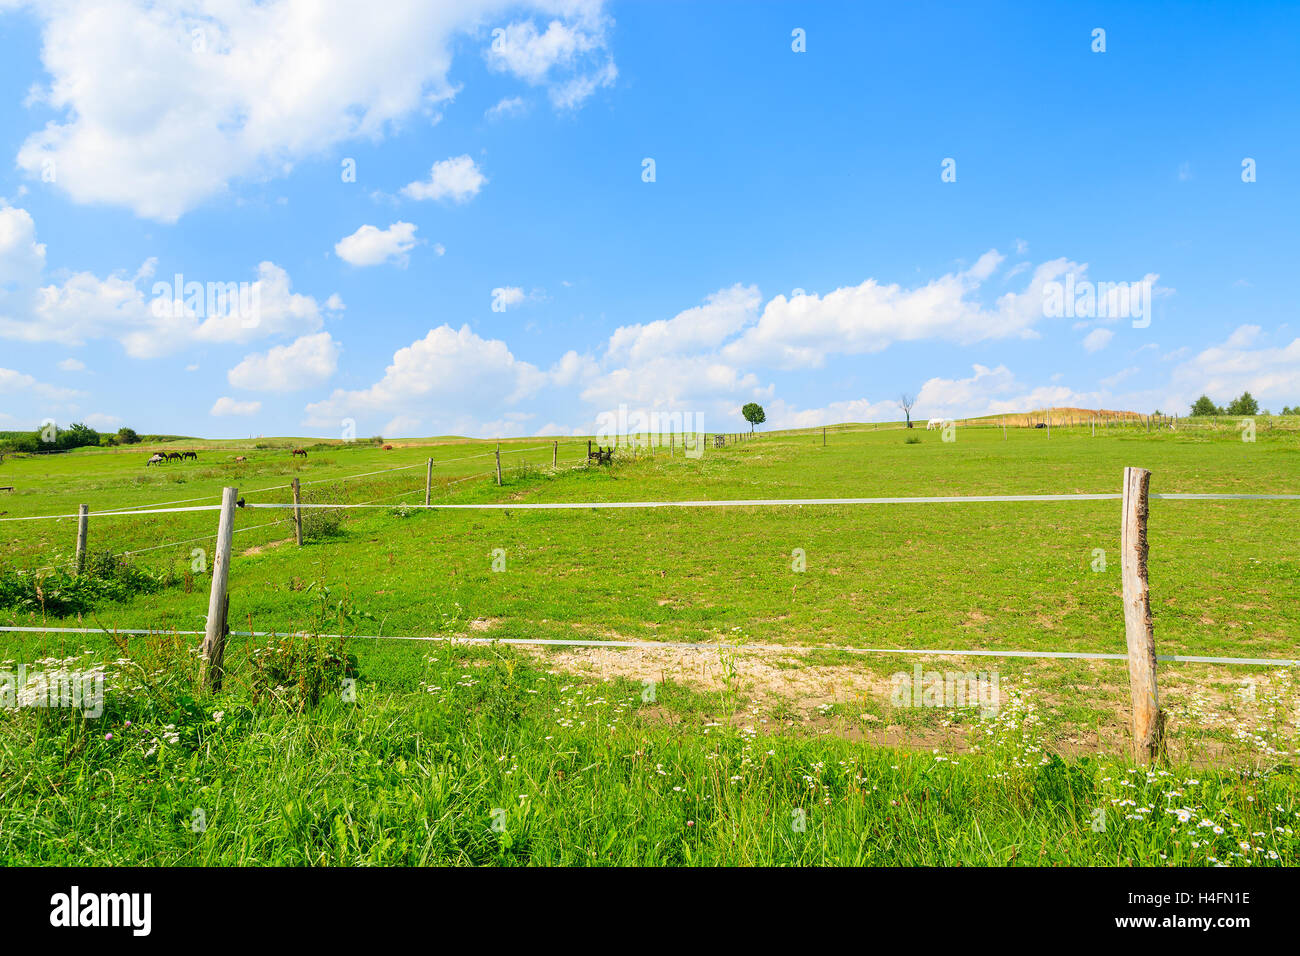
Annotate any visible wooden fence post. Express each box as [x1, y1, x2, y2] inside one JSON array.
[[75, 504, 89, 574], [199, 486, 238, 693], [425, 459, 433, 506], [495, 444, 502, 485], [552, 441, 557, 468], [1121, 467, 1164, 762], [823, 427, 826, 446], [292, 478, 303, 546]]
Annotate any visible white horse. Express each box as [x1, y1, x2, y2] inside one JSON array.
[[926, 418, 944, 430], [146, 453, 164, 466]]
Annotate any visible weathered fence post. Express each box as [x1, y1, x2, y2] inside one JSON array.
[[199, 486, 238, 693], [1121, 467, 1164, 763], [75, 504, 89, 574], [823, 426, 826, 446], [495, 444, 502, 485], [292, 477, 303, 546], [553, 441, 558, 468], [424, 459, 433, 506]]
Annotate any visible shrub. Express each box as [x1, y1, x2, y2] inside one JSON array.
[[247, 631, 357, 709], [0, 552, 173, 615], [298, 488, 346, 540]]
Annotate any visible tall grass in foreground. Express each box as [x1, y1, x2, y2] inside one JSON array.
[[1, 637, 1295, 866]]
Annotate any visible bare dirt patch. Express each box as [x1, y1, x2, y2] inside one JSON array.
[[241, 537, 295, 556]]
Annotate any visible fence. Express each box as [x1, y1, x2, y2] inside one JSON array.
[[4, 446, 1297, 761]]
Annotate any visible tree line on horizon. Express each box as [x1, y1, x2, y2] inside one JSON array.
[[1189, 391, 1298, 417], [0, 424, 173, 454]]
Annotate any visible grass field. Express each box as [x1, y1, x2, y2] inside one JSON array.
[[1, 419, 1298, 865]]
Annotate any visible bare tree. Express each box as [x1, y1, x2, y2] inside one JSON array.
[[899, 393, 915, 429]]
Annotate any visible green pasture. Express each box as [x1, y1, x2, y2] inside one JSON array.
[[1, 419, 1298, 865]]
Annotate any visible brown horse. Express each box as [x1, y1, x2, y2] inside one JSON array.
[[291, 448, 308, 458]]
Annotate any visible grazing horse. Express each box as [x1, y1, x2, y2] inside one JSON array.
[[166, 451, 182, 462], [146, 453, 165, 466], [926, 418, 944, 430], [182, 451, 198, 461], [382, 444, 393, 450], [234, 455, 247, 463], [291, 448, 308, 458]]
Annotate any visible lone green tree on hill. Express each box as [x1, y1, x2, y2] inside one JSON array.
[[742, 402, 766, 432], [1190, 395, 1221, 416]]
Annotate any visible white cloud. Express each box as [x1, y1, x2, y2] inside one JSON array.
[[0, 203, 46, 286], [549, 59, 617, 109], [0, 211, 339, 356], [485, 13, 616, 108], [909, 364, 1094, 421], [1169, 326, 1300, 406], [228, 332, 340, 392], [303, 324, 546, 436], [83, 412, 121, 430], [0, 366, 82, 401], [1101, 366, 1140, 388], [211, 396, 261, 416], [720, 251, 1070, 369], [606, 284, 760, 365], [401, 155, 487, 203], [491, 286, 528, 311], [485, 95, 527, 120], [57, 358, 85, 371], [761, 397, 899, 430], [11, 1, 609, 221], [334, 222, 420, 267], [1082, 328, 1113, 353]]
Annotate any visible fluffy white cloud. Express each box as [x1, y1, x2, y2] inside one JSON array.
[[11, 0, 610, 221], [1168, 326, 1300, 406], [913, 364, 1092, 421], [211, 396, 261, 416], [0, 212, 340, 357], [57, 358, 85, 371], [0, 203, 46, 286], [401, 156, 487, 203], [334, 222, 420, 267], [228, 332, 340, 392], [304, 324, 546, 436], [606, 284, 759, 365], [760, 397, 900, 430], [1082, 328, 1113, 353], [485, 11, 616, 108], [722, 251, 1056, 369], [0, 366, 82, 401]]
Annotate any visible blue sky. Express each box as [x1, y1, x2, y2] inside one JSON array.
[[0, 0, 1297, 439]]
